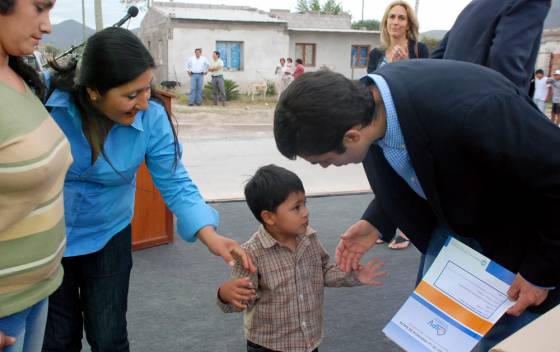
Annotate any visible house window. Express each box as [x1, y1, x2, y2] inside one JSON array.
[[295, 43, 316, 67], [216, 41, 243, 71], [351, 45, 369, 68]]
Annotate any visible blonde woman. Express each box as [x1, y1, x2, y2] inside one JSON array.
[[367, 0, 429, 73], [367, 0, 428, 249]]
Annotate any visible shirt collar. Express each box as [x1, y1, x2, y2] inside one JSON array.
[[46, 89, 145, 132], [256, 224, 316, 249], [361, 74, 405, 149]]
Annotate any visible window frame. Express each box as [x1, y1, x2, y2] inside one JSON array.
[[295, 43, 317, 67], [351, 45, 370, 68]]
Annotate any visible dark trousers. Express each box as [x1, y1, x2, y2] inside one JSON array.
[[247, 340, 318, 352], [42, 225, 132, 352]]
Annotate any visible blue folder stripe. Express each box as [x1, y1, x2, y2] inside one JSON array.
[[411, 293, 483, 340], [485, 261, 515, 285]]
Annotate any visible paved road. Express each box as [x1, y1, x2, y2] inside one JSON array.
[[124, 194, 421, 352]]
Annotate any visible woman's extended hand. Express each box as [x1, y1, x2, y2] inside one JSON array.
[[197, 226, 257, 273]]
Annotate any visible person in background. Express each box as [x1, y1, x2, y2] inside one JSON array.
[[208, 50, 226, 106], [292, 58, 305, 80], [186, 48, 208, 106], [274, 57, 291, 99], [41, 28, 255, 352], [548, 69, 560, 125], [0, 1, 72, 351], [532, 69, 550, 115], [367, 0, 429, 74], [366, 0, 429, 249]]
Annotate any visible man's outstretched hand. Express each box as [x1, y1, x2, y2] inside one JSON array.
[[336, 220, 380, 272]]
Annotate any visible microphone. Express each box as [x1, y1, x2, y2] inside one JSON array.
[[113, 6, 139, 27]]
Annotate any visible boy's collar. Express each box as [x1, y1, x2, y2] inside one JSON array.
[[257, 224, 316, 249]]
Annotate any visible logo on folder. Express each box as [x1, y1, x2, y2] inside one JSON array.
[[427, 319, 448, 336]]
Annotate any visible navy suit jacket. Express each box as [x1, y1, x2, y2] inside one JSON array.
[[360, 60, 560, 297], [431, 0, 550, 92]]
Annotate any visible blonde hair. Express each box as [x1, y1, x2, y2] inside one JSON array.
[[380, 0, 419, 48]]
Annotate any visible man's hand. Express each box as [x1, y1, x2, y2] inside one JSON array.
[[0, 331, 16, 351], [197, 226, 257, 273], [355, 258, 387, 286], [335, 220, 380, 272], [218, 277, 256, 310], [506, 273, 549, 316]]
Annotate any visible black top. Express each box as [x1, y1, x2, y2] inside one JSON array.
[[367, 39, 429, 74]]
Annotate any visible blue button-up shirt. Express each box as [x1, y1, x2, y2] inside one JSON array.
[[364, 74, 427, 200], [47, 90, 219, 257]]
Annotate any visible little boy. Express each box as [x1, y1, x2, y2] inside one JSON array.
[[217, 164, 386, 352]]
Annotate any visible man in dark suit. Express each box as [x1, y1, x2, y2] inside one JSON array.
[[432, 0, 550, 92], [273, 60, 560, 351]]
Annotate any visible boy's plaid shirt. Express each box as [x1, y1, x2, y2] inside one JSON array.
[[217, 225, 361, 352]]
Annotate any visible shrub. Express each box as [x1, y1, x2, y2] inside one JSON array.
[[266, 80, 276, 96], [203, 79, 240, 101]]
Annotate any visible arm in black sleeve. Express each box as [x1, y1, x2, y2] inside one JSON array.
[[487, 0, 550, 90], [417, 42, 430, 58], [430, 32, 448, 59], [361, 197, 397, 242]]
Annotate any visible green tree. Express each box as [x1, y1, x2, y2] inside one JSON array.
[[352, 19, 380, 30], [321, 0, 342, 15], [309, 0, 321, 12], [296, 0, 309, 13], [420, 35, 440, 54]]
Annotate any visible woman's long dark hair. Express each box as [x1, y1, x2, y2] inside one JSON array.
[[0, 0, 46, 99], [49, 27, 180, 171]]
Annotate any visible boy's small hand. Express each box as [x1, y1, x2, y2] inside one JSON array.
[[218, 277, 256, 310], [355, 258, 387, 286]]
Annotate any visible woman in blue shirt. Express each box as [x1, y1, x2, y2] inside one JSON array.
[[41, 27, 255, 351]]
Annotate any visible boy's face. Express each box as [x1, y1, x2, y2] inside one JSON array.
[[268, 192, 309, 236], [536, 72, 544, 79]]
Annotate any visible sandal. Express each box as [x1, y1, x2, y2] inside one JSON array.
[[388, 231, 410, 250]]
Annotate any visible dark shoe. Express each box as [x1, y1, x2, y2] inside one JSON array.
[[195, 103, 202, 106], [188, 104, 194, 106]]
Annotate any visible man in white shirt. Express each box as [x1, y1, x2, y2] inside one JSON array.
[[532, 69, 550, 114], [186, 48, 208, 106]]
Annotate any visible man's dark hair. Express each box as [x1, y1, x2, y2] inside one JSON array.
[[536, 69, 544, 75], [195, 48, 202, 52], [244, 165, 305, 224], [213, 51, 220, 57], [274, 70, 376, 159]]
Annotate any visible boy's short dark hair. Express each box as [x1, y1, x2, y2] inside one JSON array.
[[295, 58, 303, 65], [244, 165, 305, 224], [274, 70, 376, 160], [536, 69, 544, 75], [213, 51, 220, 57]]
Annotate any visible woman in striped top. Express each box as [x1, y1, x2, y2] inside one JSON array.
[[0, 1, 72, 351]]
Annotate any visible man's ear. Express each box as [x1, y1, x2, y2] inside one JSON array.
[[343, 128, 362, 145], [261, 210, 275, 226]]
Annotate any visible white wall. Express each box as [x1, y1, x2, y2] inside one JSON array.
[[288, 31, 380, 80], [169, 21, 290, 92]]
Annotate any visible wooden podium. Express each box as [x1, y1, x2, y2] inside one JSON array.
[[131, 90, 176, 250]]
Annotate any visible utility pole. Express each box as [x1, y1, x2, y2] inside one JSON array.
[[361, 0, 364, 21], [94, 0, 103, 31], [82, 0, 86, 41], [415, 0, 420, 15]]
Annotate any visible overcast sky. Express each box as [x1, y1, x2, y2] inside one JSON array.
[[50, 0, 472, 32]]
